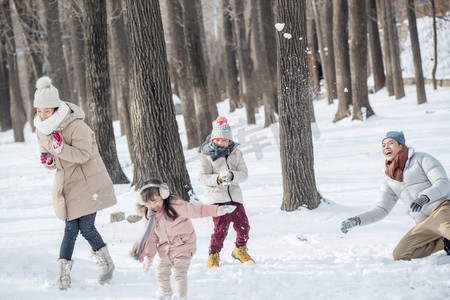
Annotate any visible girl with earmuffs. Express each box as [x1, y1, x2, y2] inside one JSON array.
[[130, 178, 235, 300]]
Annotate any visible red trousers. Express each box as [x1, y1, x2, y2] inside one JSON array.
[[209, 202, 250, 254]]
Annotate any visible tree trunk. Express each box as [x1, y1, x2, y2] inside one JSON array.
[[332, 0, 351, 123], [384, 0, 404, 99], [43, 0, 73, 103], [83, 0, 129, 184], [406, 0, 426, 104], [0, 48, 12, 132], [1, 1, 26, 142], [307, 2, 320, 95], [312, 0, 337, 104], [221, 0, 240, 112], [376, 0, 393, 96], [166, 0, 199, 149], [127, 0, 193, 199], [251, 0, 276, 127], [431, 0, 437, 90], [277, 0, 320, 212], [183, 0, 213, 144], [260, 0, 278, 114], [195, 0, 219, 119], [233, 0, 256, 124], [366, 0, 385, 92], [349, 0, 375, 121], [107, 0, 135, 163], [13, 0, 45, 131]]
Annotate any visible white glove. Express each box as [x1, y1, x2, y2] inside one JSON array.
[[217, 205, 236, 216], [218, 170, 233, 186], [143, 257, 152, 272]]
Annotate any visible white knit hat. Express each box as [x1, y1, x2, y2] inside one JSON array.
[[210, 116, 233, 141], [33, 76, 63, 108]]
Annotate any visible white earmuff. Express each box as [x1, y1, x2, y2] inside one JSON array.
[[137, 182, 171, 205]]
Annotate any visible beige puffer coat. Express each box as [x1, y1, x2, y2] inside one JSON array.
[[36, 102, 117, 221], [198, 147, 248, 204]]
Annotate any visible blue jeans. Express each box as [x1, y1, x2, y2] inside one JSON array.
[[59, 212, 106, 260]]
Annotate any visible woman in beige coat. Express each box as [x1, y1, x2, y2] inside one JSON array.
[[33, 76, 116, 290]]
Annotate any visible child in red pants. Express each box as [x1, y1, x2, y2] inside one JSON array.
[[198, 116, 255, 268]]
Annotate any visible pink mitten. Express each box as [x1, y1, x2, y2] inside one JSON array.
[[51, 131, 63, 153], [40, 152, 54, 166]]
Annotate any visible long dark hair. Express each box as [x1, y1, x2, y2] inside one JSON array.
[[140, 178, 178, 221]]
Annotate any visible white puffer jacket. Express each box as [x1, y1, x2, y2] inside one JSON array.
[[359, 147, 450, 225], [198, 147, 248, 204]]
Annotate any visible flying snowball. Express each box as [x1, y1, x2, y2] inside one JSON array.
[[283, 33, 292, 39], [275, 23, 285, 31]]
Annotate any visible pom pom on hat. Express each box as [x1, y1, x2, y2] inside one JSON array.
[[211, 116, 233, 141], [33, 76, 63, 108], [382, 131, 405, 146]]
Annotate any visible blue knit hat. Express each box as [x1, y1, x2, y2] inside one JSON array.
[[382, 131, 405, 146]]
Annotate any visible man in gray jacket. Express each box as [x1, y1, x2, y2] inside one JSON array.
[[341, 131, 450, 260]]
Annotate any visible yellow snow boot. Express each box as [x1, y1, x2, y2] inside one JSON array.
[[232, 243, 255, 263], [207, 253, 220, 268]]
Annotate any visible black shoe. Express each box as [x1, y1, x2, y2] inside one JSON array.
[[444, 237, 450, 255]]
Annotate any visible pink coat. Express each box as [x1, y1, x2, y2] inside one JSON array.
[[144, 198, 219, 262]]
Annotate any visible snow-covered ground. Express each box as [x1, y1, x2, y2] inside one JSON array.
[[1, 15, 450, 300]]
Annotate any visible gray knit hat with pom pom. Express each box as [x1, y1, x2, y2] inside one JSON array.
[[33, 76, 63, 108]]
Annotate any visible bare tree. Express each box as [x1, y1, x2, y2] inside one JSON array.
[[127, 0, 192, 199], [306, 1, 320, 95], [221, 0, 240, 112], [405, 0, 426, 104], [332, 0, 351, 123], [42, 0, 73, 103], [1, 0, 26, 142], [107, 0, 135, 162], [68, 1, 88, 120], [83, 0, 129, 184], [0, 47, 12, 132], [277, 0, 320, 211], [384, 0, 405, 99], [312, 0, 337, 104], [366, 0, 385, 92], [376, 0, 393, 96], [166, 0, 199, 149], [183, 0, 213, 144], [431, 0, 438, 90], [349, 0, 375, 121], [251, 0, 276, 127]]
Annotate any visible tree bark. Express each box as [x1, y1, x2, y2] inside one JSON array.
[[183, 0, 213, 144], [43, 0, 73, 103], [68, 1, 88, 123], [127, 0, 192, 199], [0, 47, 12, 132], [166, 0, 199, 149], [307, 1, 320, 95], [332, 0, 351, 123], [312, 0, 337, 104], [405, 0, 426, 104], [1, 0, 26, 142], [107, 0, 135, 162], [232, 0, 256, 124], [366, 0, 385, 92], [251, 0, 276, 127], [221, 0, 240, 112], [277, 0, 320, 211], [349, 0, 375, 121], [431, 0, 437, 90], [384, 0, 404, 99], [83, 0, 129, 184], [376, 0, 393, 96]]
